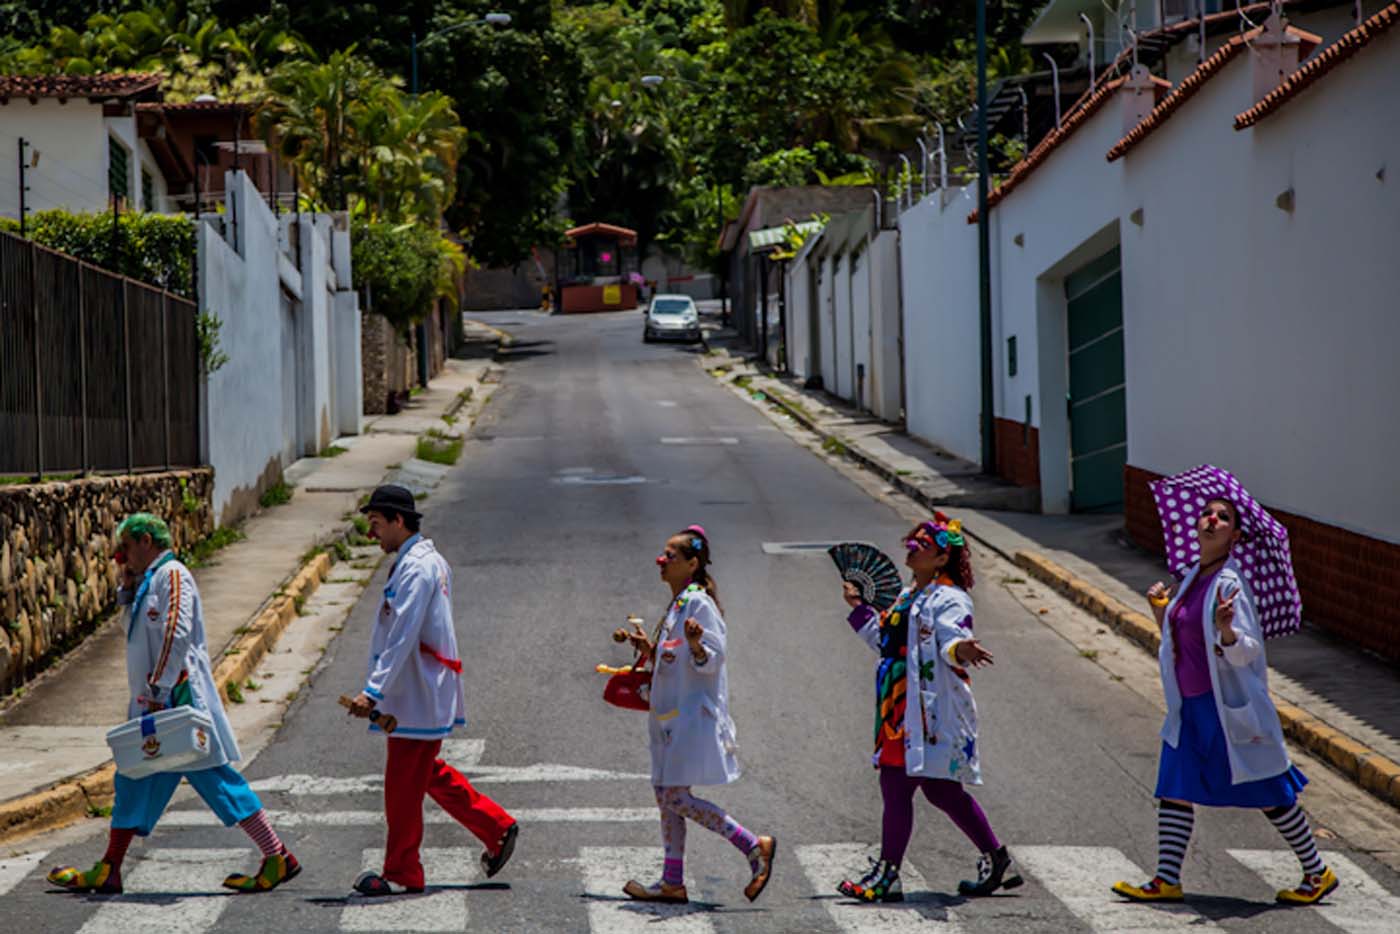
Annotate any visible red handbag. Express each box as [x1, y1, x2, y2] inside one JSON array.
[[602, 666, 652, 711]]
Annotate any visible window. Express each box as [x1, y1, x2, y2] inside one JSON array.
[[141, 168, 154, 212], [108, 136, 129, 206]]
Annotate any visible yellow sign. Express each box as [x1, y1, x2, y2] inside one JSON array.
[[602, 284, 621, 305]]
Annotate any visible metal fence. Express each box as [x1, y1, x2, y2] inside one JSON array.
[[0, 230, 201, 477]]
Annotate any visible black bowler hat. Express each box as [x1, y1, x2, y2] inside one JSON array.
[[360, 484, 422, 521]]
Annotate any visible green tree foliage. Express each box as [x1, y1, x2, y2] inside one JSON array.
[[351, 221, 464, 331], [0, 210, 195, 296]]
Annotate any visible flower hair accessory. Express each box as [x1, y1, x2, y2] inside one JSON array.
[[906, 517, 965, 553]]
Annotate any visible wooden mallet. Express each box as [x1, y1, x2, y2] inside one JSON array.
[[338, 695, 398, 734]]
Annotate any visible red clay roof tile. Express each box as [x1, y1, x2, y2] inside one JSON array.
[[1234, 1, 1399, 128], [967, 77, 1127, 223], [0, 73, 162, 100]]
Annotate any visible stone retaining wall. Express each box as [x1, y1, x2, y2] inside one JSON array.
[[0, 469, 214, 695]]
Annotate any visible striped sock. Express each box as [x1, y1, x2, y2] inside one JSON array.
[[1266, 804, 1325, 876], [1155, 801, 1194, 886], [238, 809, 288, 858]]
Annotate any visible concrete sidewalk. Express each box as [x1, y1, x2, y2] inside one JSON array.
[[0, 357, 492, 836], [708, 346, 1400, 811]]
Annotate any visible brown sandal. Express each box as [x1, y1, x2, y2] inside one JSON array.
[[622, 879, 689, 903]]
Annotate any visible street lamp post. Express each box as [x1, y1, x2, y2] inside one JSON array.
[[407, 12, 510, 388], [976, 0, 996, 476]]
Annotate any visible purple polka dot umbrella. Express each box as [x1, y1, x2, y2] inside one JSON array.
[[1149, 465, 1302, 639]]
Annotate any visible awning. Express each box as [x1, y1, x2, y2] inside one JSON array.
[[748, 220, 824, 252]]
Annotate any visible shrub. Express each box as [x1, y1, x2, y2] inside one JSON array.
[[0, 210, 196, 296]]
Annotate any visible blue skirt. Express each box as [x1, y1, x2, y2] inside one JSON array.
[[1155, 694, 1307, 808]]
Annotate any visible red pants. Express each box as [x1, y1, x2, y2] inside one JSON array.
[[383, 737, 515, 889]]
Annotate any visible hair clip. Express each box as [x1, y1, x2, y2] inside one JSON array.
[[690, 537, 704, 552]]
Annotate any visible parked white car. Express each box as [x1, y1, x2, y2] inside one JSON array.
[[643, 294, 702, 343]]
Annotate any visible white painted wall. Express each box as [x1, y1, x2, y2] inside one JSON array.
[[203, 172, 362, 524], [892, 22, 1400, 539], [785, 241, 815, 380], [897, 189, 983, 462], [0, 102, 169, 216], [1121, 31, 1400, 543], [832, 253, 853, 400], [820, 254, 837, 387], [868, 231, 903, 422], [850, 243, 872, 410]]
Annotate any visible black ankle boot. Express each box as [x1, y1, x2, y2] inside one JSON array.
[[958, 845, 1024, 896], [838, 858, 904, 902]]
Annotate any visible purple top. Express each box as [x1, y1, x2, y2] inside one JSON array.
[[1170, 567, 1220, 698], [848, 605, 878, 633]]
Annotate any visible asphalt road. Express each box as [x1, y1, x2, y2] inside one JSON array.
[[8, 308, 1399, 933]]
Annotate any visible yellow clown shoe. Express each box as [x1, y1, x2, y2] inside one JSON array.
[[47, 860, 122, 894], [222, 852, 301, 893], [1276, 866, 1338, 905], [1111, 877, 1184, 902]]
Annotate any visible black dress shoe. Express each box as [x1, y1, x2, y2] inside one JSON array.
[[481, 823, 519, 878]]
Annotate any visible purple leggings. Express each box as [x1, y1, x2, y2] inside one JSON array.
[[880, 765, 999, 864]]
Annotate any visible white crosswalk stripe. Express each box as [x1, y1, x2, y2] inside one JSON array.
[[340, 847, 476, 932], [248, 764, 647, 794], [795, 843, 961, 932], [1228, 849, 1400, 934], [0, 851, 47, 897], [1015, 845, 1229, 933], [160, 807, 655, 828], [75, 848, 250, 934], [578, 846, 717, 933]]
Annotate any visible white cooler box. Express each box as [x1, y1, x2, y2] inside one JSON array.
[[106, 707, 216, 779]]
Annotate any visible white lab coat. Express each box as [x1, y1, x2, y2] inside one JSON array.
[[364, 535, 467, 739], [125, 551, 239, 768], [1158, 558, 1292, 784], [647, 587, 741, 787], [852, 583, 982, 784]]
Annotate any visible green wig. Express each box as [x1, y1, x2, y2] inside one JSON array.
[[116, 512, 173, 549]]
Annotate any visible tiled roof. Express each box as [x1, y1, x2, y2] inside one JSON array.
[[967, 76, 1127, 223], [135, 100, 257, 113], [0, 73, 162, 100], [1107, 22, 1321, 161], [1235, 1, 1400, 128]]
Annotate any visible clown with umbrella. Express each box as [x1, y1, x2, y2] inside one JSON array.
[[1111, 466, 1337, 906]]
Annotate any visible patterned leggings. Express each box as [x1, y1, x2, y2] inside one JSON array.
[[655, 785, 759, 885]]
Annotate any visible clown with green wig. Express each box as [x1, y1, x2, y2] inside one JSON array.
[[47, 513, 300, 895]]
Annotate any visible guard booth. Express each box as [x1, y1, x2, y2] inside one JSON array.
[[559, 222, 640, 313]]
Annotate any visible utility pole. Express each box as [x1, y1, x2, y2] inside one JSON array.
[[976, 0, 996, 476], [17, 137, 28, 238]]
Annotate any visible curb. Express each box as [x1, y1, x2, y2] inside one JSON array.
[[1014, 549, 1400, 812], [0, 548, 337, 844]]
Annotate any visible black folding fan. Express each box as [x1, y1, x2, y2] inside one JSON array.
[[828, 543, 904, 612]]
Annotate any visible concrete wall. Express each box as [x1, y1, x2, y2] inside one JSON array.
[[0, 102, 168, 217], [0, 469, 213, 695], [897, 189, 983, 462], [201, 172, 361, 524], [850, 242, 872, 410], [869, 231, 903, 422]]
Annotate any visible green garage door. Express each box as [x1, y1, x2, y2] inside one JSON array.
[[1066, 246, 1126, 513]]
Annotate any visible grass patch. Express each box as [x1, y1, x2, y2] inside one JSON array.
[[1000, 576, 1027, 585], [293, 595, 307, 616], [332, 539, 353, 562], [244, 678, 261, 692], [88, 805, 113, 818], [259, 482, 293, 508], [0, 473, 79, 486], [1079, 649, 1100, 661], [301, 545, 326, 564], [351, 515, 370, 536], [821, 436, 849, 457], [733, 374, 753, 390], [415, 431, 463, 465], [225, 680, 245, 704], [182, 526, 246, 569], [319, 444, 348, 458]]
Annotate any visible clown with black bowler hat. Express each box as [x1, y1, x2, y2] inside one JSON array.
[[347, 485, 519, 896]]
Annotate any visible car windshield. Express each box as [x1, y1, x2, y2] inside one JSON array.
[[651, 299, 692, 316]]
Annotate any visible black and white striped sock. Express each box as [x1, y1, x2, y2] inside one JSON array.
[[1265, 804, 1326, 876], [1155, 801, 1194, 886]]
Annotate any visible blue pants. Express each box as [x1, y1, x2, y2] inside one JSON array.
[[112, 764, 262, 836]]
